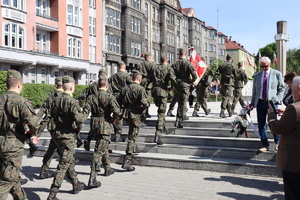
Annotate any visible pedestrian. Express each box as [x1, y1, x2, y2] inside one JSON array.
[[283, 72, 297, 106], [0, 70, 39, 200], [215, 54, 237, 118], [267, 76, 300, 200], [47, 76, 86, 200], [119, 71, 149, 171], [151, 53, 176, 145], [108, 61, 132, 142], [251, 56, 284, 153], [231, 62, 248, 114], [82, 78, 121, 188], [171, 48, 197, 128]]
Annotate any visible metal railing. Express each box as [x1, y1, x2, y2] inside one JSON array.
[[36, 11, 58, 22]]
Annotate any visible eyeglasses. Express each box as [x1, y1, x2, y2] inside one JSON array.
[[260, 65, 269, 68]]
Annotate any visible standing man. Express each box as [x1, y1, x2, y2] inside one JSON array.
[[82, 78, 121, 188], [251, 56, 284, 153], [37, 77, 64, 179], [151, 53, 176, 145], [135, 52, 155, 118], [216, 54, 237, 118], [119, 72, 149, 171], [231, 62, 248, 114], [192, 66, 214, 117], [108, 61, 132, 142], [0, 70, 39, 199], [267, 76, 300, 199], [47, 76, 86, 200], [171, 48, 197, 128]]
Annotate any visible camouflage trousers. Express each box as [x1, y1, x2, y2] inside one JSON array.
[[168, 89, 179, 111], [41, 137, 57, 171], [175, 84, 190, 119], [194, 86, 209, 113], [220, 85, 233, 111], [90, 135, 111, 174], [50, 137, 78, 193], [153, 95, 168, 136], [113, 118, 123, 140], [125, 118, 141, 160], [0, 136, 26, 200], [231, 88, 245, 111]]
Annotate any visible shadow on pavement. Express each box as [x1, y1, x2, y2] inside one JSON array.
[[23, 187, 49, 200], [218, 192, 284, 200]]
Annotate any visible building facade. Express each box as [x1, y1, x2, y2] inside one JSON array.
[[0, 0, 103, 85]]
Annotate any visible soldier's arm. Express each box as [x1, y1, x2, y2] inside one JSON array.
[[20, 100, 40, 136], [243, 71, 248, 85], [70, 99, 86, 130], [140, 88, 150, 108], [169, 67, 177, 87], [110, 95, 121, 120], [188, 62, 198, 82]]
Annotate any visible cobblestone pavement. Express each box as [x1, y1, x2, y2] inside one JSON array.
[[8, 156, 284, 200]]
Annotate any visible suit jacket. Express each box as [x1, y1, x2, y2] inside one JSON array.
[[251, 68, 284, 108], [268, 101, 300, 173]]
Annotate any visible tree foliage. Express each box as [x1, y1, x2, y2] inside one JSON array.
[[286, 48, 300, 75], [255, 42, 277, 70]]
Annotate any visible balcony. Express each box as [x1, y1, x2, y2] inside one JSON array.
[[35, 49, 58, 56], [36, 11, 58, 22]]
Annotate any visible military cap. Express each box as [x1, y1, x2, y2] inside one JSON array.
[[161, 53, 168, 60], [178, 48, 186, 55], [118, 61, 125, 66], [226, 54, 232, 60], [131, 70, 142, 76], [62, 76, 75, 83], [7, 69, 22, 79], [55, 77, 63, 86]]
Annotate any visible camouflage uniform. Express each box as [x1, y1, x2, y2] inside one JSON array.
[[49, 76, 86, 196], [108, 65, 132, 141], [83, 88, 121, 184], [37, 78, 63, 176], [119, 81, 149, 170], [0, 70, 39, 200], [193, 67, 214, 116], [152, 62, 176, 139], [171, 57, 197, 127], [231, 67, 248, 112], [216, 60, 237, 117]]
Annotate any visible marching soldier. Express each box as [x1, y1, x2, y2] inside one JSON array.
[[231, 62, 248, 113], [192, 67, 214, 117], [47, 76, 86, 200], [0, 70, 39, 199], [108, 61, 132, 142], [82, 78, 121, 188], [171, 48, 197, 128], [151, 53, 176, 144], [216, 55, 237, 118], [119, 71, 149, 171]]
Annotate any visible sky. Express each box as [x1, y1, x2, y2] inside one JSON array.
[[180, 0, 300, 55]]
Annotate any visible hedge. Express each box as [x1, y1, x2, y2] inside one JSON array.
[[0, 71, 7, 95]]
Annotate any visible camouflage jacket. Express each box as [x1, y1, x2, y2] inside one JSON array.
[[135, 60, 156, 88], [197, 67, 215, 89], [82, 89, 121, 136], [171, 58, 197, 86], [151, 64, 176, 97], [108, 71, 132, 98], [37, 89, 63, 134], [119, 82, 149, 119], [0, 90, 39, 142], [216, 61, 237, 87], [51, 92, 85, 139], [234, 68, 248, 88]]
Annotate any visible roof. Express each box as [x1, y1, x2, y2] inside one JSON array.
[[226, 39, 253, 55], [206, 26, 216, 30], [218, 32, 225, 36]]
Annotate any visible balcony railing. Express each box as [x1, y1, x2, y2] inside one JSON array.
[[35, 49, 58, 56], [36, 11, 58, 22]]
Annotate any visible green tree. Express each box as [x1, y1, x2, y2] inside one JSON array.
[[286, 48, 300, 74], [209, 58, 223, 73], [256, 42, 277, 69]]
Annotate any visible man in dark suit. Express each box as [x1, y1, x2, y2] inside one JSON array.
[[268, 76, 300, 200], [251, 56, 284, 152]]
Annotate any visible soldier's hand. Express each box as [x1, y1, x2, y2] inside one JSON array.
[[113, 119, 120, 125], [30, 136, 39, 145], [75, 128, 80, 134]]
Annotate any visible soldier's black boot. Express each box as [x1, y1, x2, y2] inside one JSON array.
[[167, 110, 175, 117], [84, 140, 90, 151], [228, 109, 233, 117], [47, 191, 59, 200], [145, 108, 151, 118], [205, 109, 211, 115], [104, 168, 115, 176], [153, 136, 163, 145], [76, 137, 83, 148], [73, 181, 86, 194], [183, 115, 189, 120], [220, 110, 226, 118], [162, 125, 168, 133], [122, 159, 135, 171], [29, 142, 38, 156], [88, 174, 101, 188], [192, 111, 199, 117], [40, 169, 53, 179]]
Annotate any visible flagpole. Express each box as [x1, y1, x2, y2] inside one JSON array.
[[215, 9, 219, 102]]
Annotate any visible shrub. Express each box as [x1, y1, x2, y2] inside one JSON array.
[[0, 71, 7, 95], [21, 84, 54, 108]]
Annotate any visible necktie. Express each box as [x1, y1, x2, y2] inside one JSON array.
[[262, 72, 268, 100]]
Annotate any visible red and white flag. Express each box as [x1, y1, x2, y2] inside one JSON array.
[[274, 53, 278, 67], [259, 52, 262, 62], [189, 47, 207, 85], [247, 55, 254, 67]]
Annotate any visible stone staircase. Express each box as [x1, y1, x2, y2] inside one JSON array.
[[31, 115, 281, 178]]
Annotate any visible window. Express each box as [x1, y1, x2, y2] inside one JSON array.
[[89, 17, 96, 35], [31, 67, 36, 83], [67, 4, 82, 27], [219, 49, 223, 56], [145, 3, 148, 18], [167, 31, 175, 46], [152, 49, 160, 63], [167, 12, 174, 25], [89, 45, 96, 62], [167, 51, 175, 64], [130, 0, 141, 10], [54, 71, 59, 77], [209, 44, 213, 52], [176, 35, 180, 48], [105, 8, 121, 28], [176, 18, 180, 30], [130, 41, 141, 57], [67, 37, 82, 58], [64, 70, 68, 76], [209, 31, 215, 39], [41, 68, 46, 83], [36, 31, 49, 53], [131, 16, 141, 34], [3, 22, 24, 49], [36, 0, 50, 16], [3, 0, 25, 11], [144, 25, 148, 40], [89, 0, 95, 8], [105, 34, 120, 54]]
